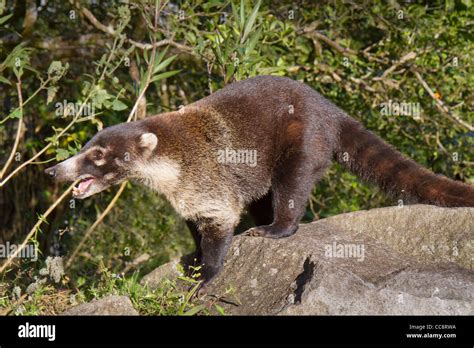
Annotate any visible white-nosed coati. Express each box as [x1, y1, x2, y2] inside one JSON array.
[[45, 75, 474, 292]]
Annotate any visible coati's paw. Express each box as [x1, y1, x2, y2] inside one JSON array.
[[244, 225, 298, 239], [191, 281, 209, 299], [244, 226, 269, 237]]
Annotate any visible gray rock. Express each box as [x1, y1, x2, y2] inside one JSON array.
[[319, 205, 473, 269], [145, 205, 473, 315], [62, 295, 138, 315], [140, 258, 182, 288], [40, 256, 65, 283]]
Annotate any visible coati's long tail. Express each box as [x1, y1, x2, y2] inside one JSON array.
[[335, 117, 474, 207]]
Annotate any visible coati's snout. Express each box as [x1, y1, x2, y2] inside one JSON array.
[[45, 125, 158, 199]]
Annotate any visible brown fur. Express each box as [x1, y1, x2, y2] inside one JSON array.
[[336, 117, 474, 207]]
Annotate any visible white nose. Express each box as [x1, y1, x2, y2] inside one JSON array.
[[45, 166, 57, 178]]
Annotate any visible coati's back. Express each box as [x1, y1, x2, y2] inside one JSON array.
[[180, 75, 474, 207], [161, 76, 343, 203], [196, 75, 344, 152]]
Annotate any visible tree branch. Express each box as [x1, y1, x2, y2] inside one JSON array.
[[0, 80, 24, 180], [301, 24, 388, 64], [66, 4, 164, 268], [412, 70, 473, 131], [0, 182, 77, 273], [80, 6, 193, 53], [65, 181, 127, 268], [373, 51, 417, 81]]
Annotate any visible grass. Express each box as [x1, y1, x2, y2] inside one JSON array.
[[0, 260, 224, 315], [0, 184, 223, 316]]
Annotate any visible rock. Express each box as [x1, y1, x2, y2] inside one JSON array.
[[39, 256, 65, 283], [62, 295, 138, 315], [144, 205, 474, 315], [26, 277, 47, 295], [140, 258, 181, 288], [319, 205, 473, 269]]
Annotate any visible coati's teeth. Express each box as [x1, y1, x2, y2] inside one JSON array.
[[72, 177, 95, 197]]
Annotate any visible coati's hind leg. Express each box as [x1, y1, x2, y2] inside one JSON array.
[[246, 154, 330, 239]]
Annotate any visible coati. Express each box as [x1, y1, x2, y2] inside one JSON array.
[[45, 75, 474, 291]]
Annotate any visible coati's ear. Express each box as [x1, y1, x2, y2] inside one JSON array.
[[138, 133, 158, 152]]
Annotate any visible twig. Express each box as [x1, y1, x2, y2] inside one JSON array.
[[80, 6, 193, 53], [0, 182, 77, 273], [0, 34, 127, 275], [373, 51, 417, 81], [412, 70, 473, 131], [0, 293, 28, 316], [301, 25, 388, 64], [0, 80, 24, 179], [0, 77, 51, 125], [0, 94, 92, 187], [309, 31, 358, 55], [0, 30, 120, 187], [66, 3, 162, 268], [65, 181, 127, 268], [130, 38, 192, 52]]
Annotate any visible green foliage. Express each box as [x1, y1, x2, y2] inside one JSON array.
[[0, 258, 216, 316], [67, 184, 193, 276]]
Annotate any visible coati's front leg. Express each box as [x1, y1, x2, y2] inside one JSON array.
[[191, 218, 235, 294], [185, 220, 202, 261]]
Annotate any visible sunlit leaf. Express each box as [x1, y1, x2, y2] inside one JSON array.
[[241, 0, 261, 44], [150, 69, 181, 83], [55, 148, 70, 161]]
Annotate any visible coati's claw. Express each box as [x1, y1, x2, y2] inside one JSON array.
[[244, 227, 267, 237], [245, 225, 298, 239], [192, 281, 209, 299]]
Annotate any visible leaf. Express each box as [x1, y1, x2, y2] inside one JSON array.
[[153, 55, 177, 74], [154, 47, 169, 68], [214, 304, 225, 315], [111, 99, 128, 111], [225, 63, 236, 83], [0, 75, 11, 85], [92, 87, 113, 108], [245, 28, 262, 56], [10, 108, 22, 119], [231, 2, 240, 29], [0, 13, 13, 25], [222, 35, 235, 62], [241, 0, 261, 44], [150, 69, 181, 83], [0, 43, 27, 70], [47, 86, 58, 105], [240, 0, 245, 31], [55, 148, 70, 161], [183, 304, 206, 316]]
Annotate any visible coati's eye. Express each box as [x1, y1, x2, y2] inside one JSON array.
[[91, 150, 104, 161], [95, 151, 103, 160]]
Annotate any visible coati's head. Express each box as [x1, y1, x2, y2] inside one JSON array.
[[45, 123, 158, 199]]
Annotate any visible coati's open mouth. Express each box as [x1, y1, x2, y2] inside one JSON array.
[[72, 175, 96, 198]]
